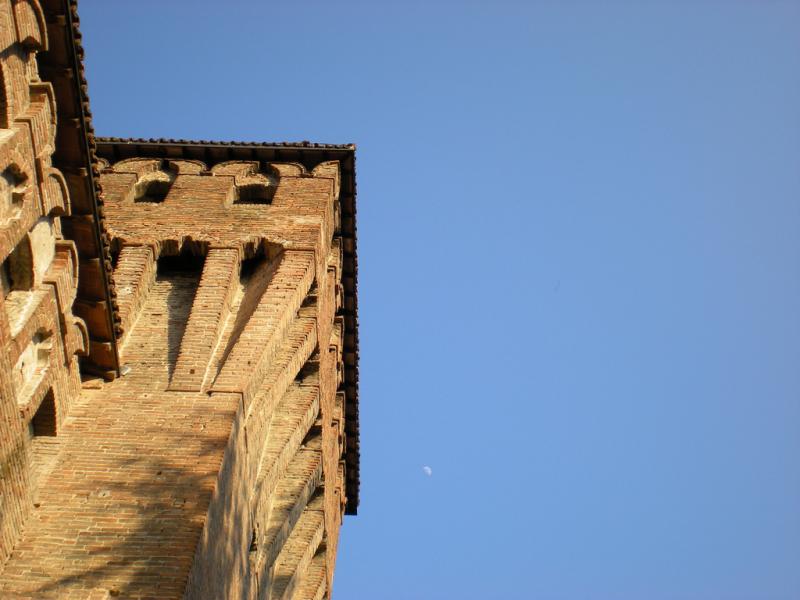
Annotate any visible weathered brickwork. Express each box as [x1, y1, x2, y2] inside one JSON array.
[[112, 243, 155, 347], [169, 246, 240, 392], [0, 0, 89, 569], [0, 2, 359, 598]]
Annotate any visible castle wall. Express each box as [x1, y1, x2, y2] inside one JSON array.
[[0, 151, 352, 598], [0, 0, 88, 567], [0, 4, 358, 594]]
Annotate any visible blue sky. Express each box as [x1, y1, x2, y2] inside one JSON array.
[[81, 2, 800, 598]]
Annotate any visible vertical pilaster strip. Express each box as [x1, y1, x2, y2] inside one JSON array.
[[295, 549, 328, 600], [319, 247, 346, 590], [169, 247, 241, 392], [112, 244, 156, 347], [212, 250, 315, 405], [0, 288, 31, 565], [265, 493, 325, 600]]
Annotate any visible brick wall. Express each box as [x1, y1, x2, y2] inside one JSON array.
[[0, 0, 88, 568], [0, 147, 352, 598]]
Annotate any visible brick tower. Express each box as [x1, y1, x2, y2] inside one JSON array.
[[0, 2, 359, 598]]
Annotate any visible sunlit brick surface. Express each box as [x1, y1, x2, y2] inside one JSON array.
[[1, 272, 234, 598], [1, 3, 356, 596]]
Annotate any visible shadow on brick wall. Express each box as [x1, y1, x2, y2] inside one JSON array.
[[1, 266, 251, 598]]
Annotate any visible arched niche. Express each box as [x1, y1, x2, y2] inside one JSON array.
[[0, 163, 29, 225], [234, 178, 274, 205], [134, 163, 177, 203], [2, 233, 34, 294]]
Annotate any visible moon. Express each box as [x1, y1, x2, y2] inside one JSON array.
[[422, 466, 432, 476]]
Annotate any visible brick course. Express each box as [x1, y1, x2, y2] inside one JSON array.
[[0, 2, 358, 597], [0, 0, 88, 568]]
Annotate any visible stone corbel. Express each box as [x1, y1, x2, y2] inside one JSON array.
[[166, 159, 206, 175], [40, 167, 70, 216], [110, 158, 164, 177], [70, 316, 89, 357]]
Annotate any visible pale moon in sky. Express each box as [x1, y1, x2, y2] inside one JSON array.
[[422, 466, 432, 476]]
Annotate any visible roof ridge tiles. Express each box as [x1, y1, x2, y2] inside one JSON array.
[[96, 137, 356, 150]]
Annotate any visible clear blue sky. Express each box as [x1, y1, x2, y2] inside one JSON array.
[[80, 2, 800, 598]]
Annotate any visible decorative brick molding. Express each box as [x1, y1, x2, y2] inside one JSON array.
[[0, 3, 359, 596]]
